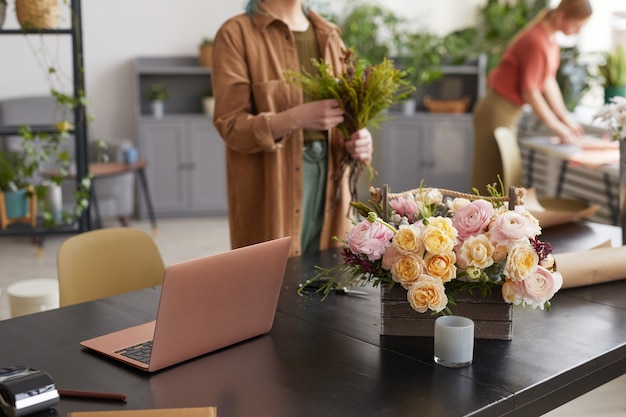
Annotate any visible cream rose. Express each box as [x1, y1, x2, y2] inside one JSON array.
[[422, 218, 457, 255], [392, 225, 424, 255], [406, 275, 448, 313], [459, 234, 495, 269], [424, 252, 457, 283], [391, 253, 424, 287], [504, 243, 539, 281], [447, 197, 471, 213]]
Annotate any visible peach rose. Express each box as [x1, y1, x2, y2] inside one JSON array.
[[424, 252, 457, 283], [458, 234, 495, 269], [392, 225, 424, 255], [391, 253, 424, 287], [407, 275, 448, 313], [501, 280, 523, 305], [504, 243, 539, 281], [453, 199, 495, 241], [422, 219, 457, 255]]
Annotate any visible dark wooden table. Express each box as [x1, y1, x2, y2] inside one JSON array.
[[1, 222, 624, 417]]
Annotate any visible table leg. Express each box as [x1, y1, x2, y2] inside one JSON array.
[[137, 168, 158, 236], [556, 160, 568, 198], [526, 149, 535, 187]]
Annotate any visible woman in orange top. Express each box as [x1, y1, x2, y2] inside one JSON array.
[[471, 0, 592, 191]]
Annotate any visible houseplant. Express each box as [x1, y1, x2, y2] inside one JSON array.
[[145, 83, 168, 118], [16, 0, 59, 30], [598, 45, 626, 103], [556, 46, 595, 111], [199, 37, 213, 68], [202, 89, 215, 116]]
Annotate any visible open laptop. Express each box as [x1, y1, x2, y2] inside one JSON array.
[[80, 236, 291, 372]]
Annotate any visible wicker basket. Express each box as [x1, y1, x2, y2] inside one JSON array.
[[16, 0, 59, 30], [423, 95, 471, 114]]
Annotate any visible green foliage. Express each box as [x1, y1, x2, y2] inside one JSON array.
[[199, 37, 213, 47], [285, 49, 413, 138], [557, 47, 595, 111], [598, 45, 626, 87], [145, 83, 169, 102], [328, 2, 402, 65]]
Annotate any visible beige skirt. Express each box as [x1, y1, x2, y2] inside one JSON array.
[[471, 89, 522, 192]]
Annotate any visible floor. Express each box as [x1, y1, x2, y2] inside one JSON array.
[[0, 216, 625, 416]]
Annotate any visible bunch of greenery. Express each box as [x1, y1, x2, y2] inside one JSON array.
[[557, 46, 595, 111], [598, 45, 626, 88], [285, 48, 414, 200]]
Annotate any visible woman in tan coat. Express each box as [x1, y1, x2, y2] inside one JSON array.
[[212, 0, 373, 257]]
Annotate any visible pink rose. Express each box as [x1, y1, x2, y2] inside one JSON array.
[[488, 211, 535, 246], [501, 266, 562, 309], [347, 219, 394, 261], [389, 195, 418, 221], [453, 199, 494, 241]]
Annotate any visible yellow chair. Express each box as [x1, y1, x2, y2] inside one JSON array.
[[57, 227, 165, 307], [494, 127, 524, 191]]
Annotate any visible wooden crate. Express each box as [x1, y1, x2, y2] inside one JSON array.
[[380, 284, 513, 340]]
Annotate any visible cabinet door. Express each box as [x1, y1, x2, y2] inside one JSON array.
[[138, 121, 187, 216], [380, 118, 428, 192], [421, 115, 474, 192], [186, 121, 228, 214]]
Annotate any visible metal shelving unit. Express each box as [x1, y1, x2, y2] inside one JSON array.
[[0, 0, 91, 237]]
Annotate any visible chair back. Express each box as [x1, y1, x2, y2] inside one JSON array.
[[494, 127, 523, 191], [57, 227, 165, 307]]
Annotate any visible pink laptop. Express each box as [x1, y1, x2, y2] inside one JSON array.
[[80, 237, 291, 372]]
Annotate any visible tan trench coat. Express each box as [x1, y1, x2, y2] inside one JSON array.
[[212, 7, 351, 257]]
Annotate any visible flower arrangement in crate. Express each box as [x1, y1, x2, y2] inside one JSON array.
[[594, 96, 626, 141], [299, 185, 562, 315]]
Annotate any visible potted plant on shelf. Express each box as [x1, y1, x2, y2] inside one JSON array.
[[199, 37, 213, 68], [145, 83, 168, 118], [0, 150, 36, 229], [202, 89, 215, 117], [598, 45, 626, 104]]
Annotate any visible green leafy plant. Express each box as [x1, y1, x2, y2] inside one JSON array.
[[145, 83, 169, 102], [199, 37, 213, 48], [203, 88, 213, 98], [557, 46, 595, 111], [598, 45, 626, 88], [328, 2, 402, 65]]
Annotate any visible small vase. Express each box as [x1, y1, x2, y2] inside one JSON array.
[[151, 101, 164, 118], [618, 140, 626, 245], [202, 97, 215, 116], [44, 182, 63, 225], [402, 99, 416, 116]]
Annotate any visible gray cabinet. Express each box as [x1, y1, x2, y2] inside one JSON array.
[[378, 113, 474, 193], [138, 118, 226, 217], [135, 57, 228, 217]]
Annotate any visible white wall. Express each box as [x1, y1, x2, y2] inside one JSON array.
[[0, 0, 620, 144]]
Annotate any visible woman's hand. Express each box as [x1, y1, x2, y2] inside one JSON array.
[[344, 128, 373, 161], [287, 99, 345, 131]]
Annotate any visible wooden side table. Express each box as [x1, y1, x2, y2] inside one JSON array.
[[43, 160, 158, 235]]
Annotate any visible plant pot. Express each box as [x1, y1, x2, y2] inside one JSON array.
[[402, 99, 416, 116], [199, 45, 213, 68], [202, 97, 215, 116], [3, 189, 30, 219], [151, 101, 164, 118], [604, 86, 626, 104], [16, 0, 59, 29]]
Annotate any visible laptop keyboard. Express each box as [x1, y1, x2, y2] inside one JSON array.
[[115, 340, 153, 364]]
